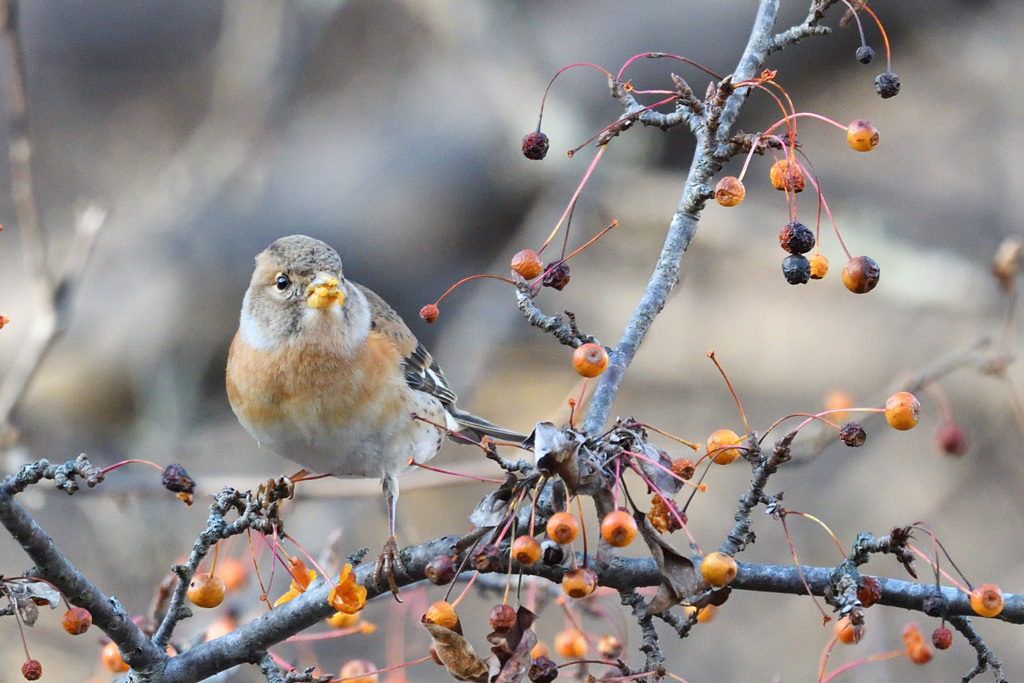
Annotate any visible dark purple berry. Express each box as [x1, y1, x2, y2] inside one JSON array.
[[782, 254, 811, 285], [425, 554, 456, 585], [874, 71, 901, 99], [471, 543, 502, 573], [855, 46, 875, 64], [522, 131, 550, 160], [779, 221, 816, 254], [528, 655, 559, 683], [839, 422, 867, 447], [541, 261, 571, 290]]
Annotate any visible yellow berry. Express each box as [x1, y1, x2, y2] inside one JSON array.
[[573, 343, 609, 378], [546, 512, 580, 544], [699, 552, 738, 587], [554, 628, 587, 659], [598, 634, 623, 659], [562, 567, 598, 598], [885, 391, 921, 431], [424, 600, 459, 629], [969, 583, 1004, 618], [338, 659, 378, 683], [101, 641, 129, 673], [511, 535, 542, 565], [769, 158, 805, 192], [187, 573, 226, 609], [714, 176, 746, 206], [706, 429, 742, 465], [600, 509, 638, 548], [835, 615, 863, 644], [511, 249, 544, 280], [217, 557, 249, 592], [809, 253, 829, 279], [696, 604, 717, 623], [846, 119, 879, 152], [327, 611, 359, 629]]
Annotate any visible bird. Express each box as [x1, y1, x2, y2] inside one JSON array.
[[226, 234, 523, 596]]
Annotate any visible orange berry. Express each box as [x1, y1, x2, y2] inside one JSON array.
[[706, 429, 742, 465], [217, 558, 249, 592], [834, 615, 863, 644], [969, 583, 1004, 618], [338, 659, 379, 683], [769, 158, 805, 192], [902, 624, 933, 664], [824, 389, 855, 423], [841, 255, 880, 294], [424, 600, 459, 629], [809, 253, 829, 279], [573, 343, 609, 378], [931, 627, 953, 650], [671, 458, 695, 480], [101, 641, 129, 673], [546, 512, 580, 544], [714, 176, 746, 207], [187, 573, 226, 608], [846, 119, 879, 152], [531, 640, 549, 660], [700, 552, 738, 587], [511, 249, 544, 280], [205, 614, 238, 641], [600, 509, 638, 548], [488, 604, 517, 632], [695, 604, 717, 623], [512, 535, 542, 565], [554, 628, 587, 659], [885, 392, 921, 431], [327, 611, 359, 629], [562, 567, 598, 599], [419, 303, 439, 323], [62, 607, 93, 635]]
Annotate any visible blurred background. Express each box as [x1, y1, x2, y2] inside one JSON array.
[[2, 0, 1023, 680]]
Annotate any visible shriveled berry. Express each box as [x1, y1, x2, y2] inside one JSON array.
[[546, 512, 579, 544], [511, 249, 544, 280], [489, 604, 517, 633], [541, 539, 564, 565], [969, 583, 1003, 618], [782, 254, 811, 285], [424, 600, 459, 629], [769, 158, 805, 193], [706, 428, 742, 464], [935, 421, 968, 456], [62, 606, 93, 635], [903, 623, 933, 664], [161, 463, 195, 497], [932, 626, 953, 650], [472, 543, 502, 573], [846, 119, 879, 152], [554, 628, 587, 659], [841, 255, 880, 293], [875, 71, 901, 98], [856, 45, 875, 64], [809, 253, 830, 279], [671, 458, 695, 480], [648, 494, 685, 533], [187, 572, 226, 609], [522, 131, 550, 160], [858, 575, 882, 608], [573, 343, 609, 378], [714, 176, 746, 207], [600, 509, 638, 548], [562, 567, 598, 598], [839, 422, 867, 447], [419, 304, 439, 323], [512, 535, 542, 565], [528, 655, 558, 683], [779, 221, 815, 254], [541, 260, 571, 290], [885, 392, 921, 431], [424, 554, 456, 585], [700, 552, 738, 587], [21, 660, 42, 681]]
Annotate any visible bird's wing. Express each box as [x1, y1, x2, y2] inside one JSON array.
[[356, 282, 458, 407]]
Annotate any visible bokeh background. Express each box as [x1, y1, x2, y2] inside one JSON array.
[[2, 0, 1023, 681]]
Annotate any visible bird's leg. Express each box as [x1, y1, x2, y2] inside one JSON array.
[[375, 474, 406, 600]]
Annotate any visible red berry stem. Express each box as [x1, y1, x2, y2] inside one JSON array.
[[615, 52, 722, 83], [624, 449, 705, 491], [99, 458, 165, 475], [707, 351, 750, 437], [858, 3, 893, 72], [567, 94, 681, 158], [537, 62, 615, 132], [623, 460, 702, 553], [764, 111, 848, 135]]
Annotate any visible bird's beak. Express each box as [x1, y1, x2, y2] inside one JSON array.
[[306, 275, 344, 308]]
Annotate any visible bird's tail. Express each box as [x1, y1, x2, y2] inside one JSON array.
[[447, 408, 528, 445]]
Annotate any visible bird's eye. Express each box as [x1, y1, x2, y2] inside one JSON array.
[[275, 274, 290, 291]]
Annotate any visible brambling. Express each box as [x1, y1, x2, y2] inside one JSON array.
[[226, 235, 522, 596]]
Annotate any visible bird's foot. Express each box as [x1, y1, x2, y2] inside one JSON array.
[[374, 536, 406, 601]]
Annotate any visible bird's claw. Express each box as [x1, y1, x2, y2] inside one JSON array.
[[374, 537, 406, 601]]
